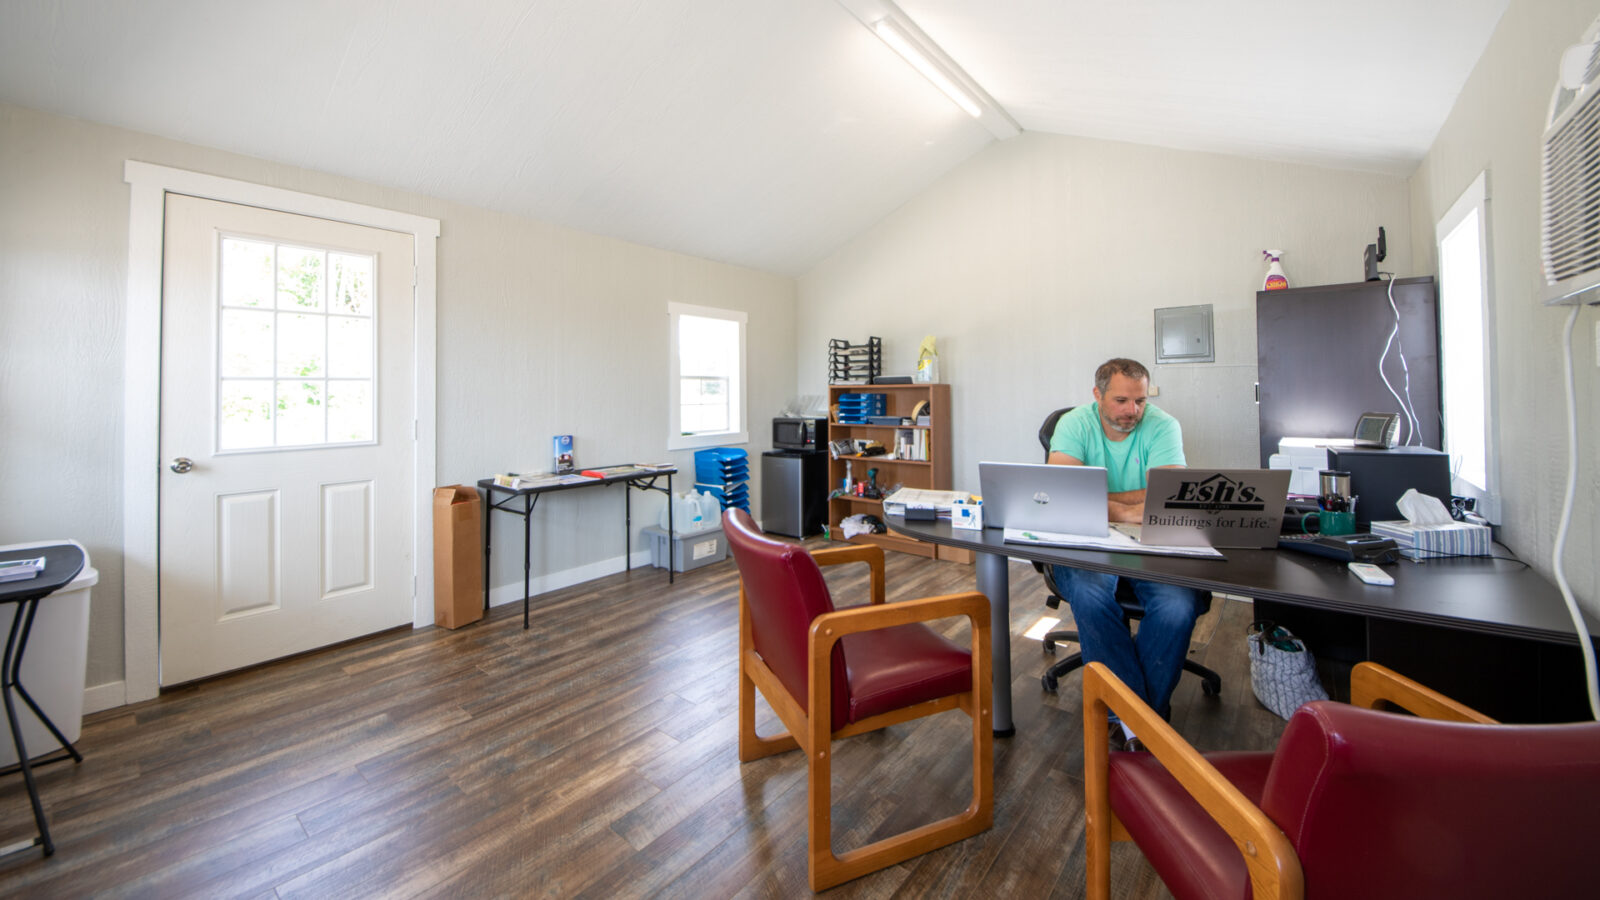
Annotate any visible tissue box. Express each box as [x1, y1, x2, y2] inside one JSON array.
[[1369, 520, 1491, 560]]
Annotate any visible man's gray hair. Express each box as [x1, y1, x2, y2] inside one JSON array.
[[1094, 358, 1150, 395]]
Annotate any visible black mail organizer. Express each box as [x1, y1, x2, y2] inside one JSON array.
[[478, 466, 677, 630]]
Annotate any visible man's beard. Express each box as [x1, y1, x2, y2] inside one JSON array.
[[1103, 411, 1142, 434]]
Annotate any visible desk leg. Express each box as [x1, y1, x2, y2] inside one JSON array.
[[2, 599, 53, 856], [666, 473, 674, 585], [523, 495, 532, 631], [976, 550, 1014, 737], [625, 483, 632, 573]]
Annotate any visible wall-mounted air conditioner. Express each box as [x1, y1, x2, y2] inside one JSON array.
[[1543, 15, 1600, 305]]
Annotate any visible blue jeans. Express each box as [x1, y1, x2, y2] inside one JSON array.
[[1050, 566, 1203, 719]]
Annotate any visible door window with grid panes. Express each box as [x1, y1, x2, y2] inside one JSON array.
[[217, 237, 376, 451]]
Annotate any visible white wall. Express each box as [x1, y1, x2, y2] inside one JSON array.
[[1409, 0, 1600, 615], [0, 102, 796, 694], [798, 132, 1414, 489]]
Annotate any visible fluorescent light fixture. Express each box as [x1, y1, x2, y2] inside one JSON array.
[[835, 0, 1019, 139], [873, 18, 983, 118]]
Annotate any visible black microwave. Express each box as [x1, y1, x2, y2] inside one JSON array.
[[773, 417, 827, 451]]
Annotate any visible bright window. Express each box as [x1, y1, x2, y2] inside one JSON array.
[[668, 303, 747, 450], [1434, 171, 1498, 520], [217, 236, 376, 451]]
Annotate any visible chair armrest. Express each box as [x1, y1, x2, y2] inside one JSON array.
[[1349, 661, 1497, 723], [810, 544, 885, 605], [1082, 662, 1302, 900], [811, 591, 989, 641]]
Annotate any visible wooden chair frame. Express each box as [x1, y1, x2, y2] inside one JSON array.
[[737, 543, 994, 891], [1081, 660, 1496, 900]]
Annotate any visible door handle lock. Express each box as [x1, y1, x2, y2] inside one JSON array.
[[170, 457, 194, 474]]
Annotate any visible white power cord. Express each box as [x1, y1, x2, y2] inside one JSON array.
[[1376, 273, 1423, 445], [1553, 302, 1599, 720]]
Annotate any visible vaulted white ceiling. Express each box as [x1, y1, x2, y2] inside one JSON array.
[[0, 1, 1509, 275]]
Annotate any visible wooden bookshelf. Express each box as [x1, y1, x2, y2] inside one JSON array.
[[826, 383, 969, 562]]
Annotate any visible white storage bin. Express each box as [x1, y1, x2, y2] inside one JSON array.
[[1, 540, 95, 768]]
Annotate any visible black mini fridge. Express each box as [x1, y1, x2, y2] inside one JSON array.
[[761, 450, 828, 538]]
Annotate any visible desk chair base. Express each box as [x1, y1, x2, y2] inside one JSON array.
[[1040, 629, 1222, 696]]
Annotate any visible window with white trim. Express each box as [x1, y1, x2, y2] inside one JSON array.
[[1434, 171, 1498, 520], [668, 303, 747, 450]]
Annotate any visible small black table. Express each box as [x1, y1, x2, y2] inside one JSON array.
[[478, 466, 678, 629], [0, 543, 86, 857]]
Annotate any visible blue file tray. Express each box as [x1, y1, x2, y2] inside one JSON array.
[[694, 447, 750, 484]]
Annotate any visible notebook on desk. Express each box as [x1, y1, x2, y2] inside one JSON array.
[[1116, 468, 1291, 549]]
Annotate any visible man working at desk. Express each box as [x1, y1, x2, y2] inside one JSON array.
[[1048, 358, 1204, 751]]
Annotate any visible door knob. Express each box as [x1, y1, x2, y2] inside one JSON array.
[[170, 457, 194, 474]]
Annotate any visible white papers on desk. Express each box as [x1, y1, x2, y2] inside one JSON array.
[[1003, 527, 1224, 559], [882, 488, 973, 516], [509, 472, 599, 489]]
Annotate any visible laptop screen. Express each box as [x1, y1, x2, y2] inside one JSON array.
[[1139, 468, 1291, 548], [977, 462, 1109, 536]]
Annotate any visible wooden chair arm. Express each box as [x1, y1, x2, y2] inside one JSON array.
[[810, 591, 989, 642], [1349, 661, 1497, 723], [810, 544, 886, 605], [1082, 662, 1303, 900]]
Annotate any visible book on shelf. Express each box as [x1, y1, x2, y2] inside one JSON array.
[[0, 556, 46, 584]]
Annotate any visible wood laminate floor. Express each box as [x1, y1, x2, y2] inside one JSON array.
[[0, 542, 1288, 898]]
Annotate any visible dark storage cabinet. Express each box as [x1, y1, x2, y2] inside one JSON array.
[[1255, 277, 1440, 466]]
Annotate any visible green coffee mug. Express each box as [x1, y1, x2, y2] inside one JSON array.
[[1303, 510, 1356, 537]]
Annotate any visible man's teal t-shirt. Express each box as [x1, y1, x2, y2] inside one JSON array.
[[1048, 403, 1186, 493]]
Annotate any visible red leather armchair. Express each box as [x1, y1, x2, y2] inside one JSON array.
[[1083, 660, 1600, 900], [724, 509, 993, 891]]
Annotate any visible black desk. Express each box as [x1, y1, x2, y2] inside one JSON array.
[[479, 467, 678, 629], [887, 516, 1600, 730], [0, 543, 86, 857]]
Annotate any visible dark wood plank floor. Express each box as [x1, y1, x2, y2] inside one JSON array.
[[0, 543, 1288, 898]]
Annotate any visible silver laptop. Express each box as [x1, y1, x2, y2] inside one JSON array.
[[978, 462, 1109, 536], [1119, 468, 1291, 549]]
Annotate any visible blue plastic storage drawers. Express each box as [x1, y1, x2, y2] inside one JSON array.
[[836, 392, 887, 424], [694, 447, 751, 514]]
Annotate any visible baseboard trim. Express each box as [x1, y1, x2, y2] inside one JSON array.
[[487, 550, 659, 609], [83, 680, 127, 715]]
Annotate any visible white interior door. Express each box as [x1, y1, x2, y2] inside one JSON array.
[[159, 194, 415, 685]]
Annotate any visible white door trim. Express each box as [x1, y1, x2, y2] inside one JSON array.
[[122, 160, 440, 705]]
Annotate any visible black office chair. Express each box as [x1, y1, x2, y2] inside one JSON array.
[[1033, 407, 1222, 696]]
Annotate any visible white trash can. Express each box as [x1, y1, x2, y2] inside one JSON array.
[[0, 540, 95, 768]]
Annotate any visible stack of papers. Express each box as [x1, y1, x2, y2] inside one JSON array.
[[882, 488, 973, 517], [1003, 528, 1223, 559], [0, 556, 45, 583]]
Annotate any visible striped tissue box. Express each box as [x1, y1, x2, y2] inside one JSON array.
[[1369, 520, 1491, 560]]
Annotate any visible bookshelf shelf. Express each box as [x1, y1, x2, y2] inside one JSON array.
[[827, 383, 966, 561]]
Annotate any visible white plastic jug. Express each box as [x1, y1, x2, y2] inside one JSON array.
[[661, 491, 719, 533]]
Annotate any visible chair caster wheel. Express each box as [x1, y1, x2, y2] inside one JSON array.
[[1042, 638, 1057, 652], [1041, 673, 1058, 693], [1202, 678, 1221, 697]]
